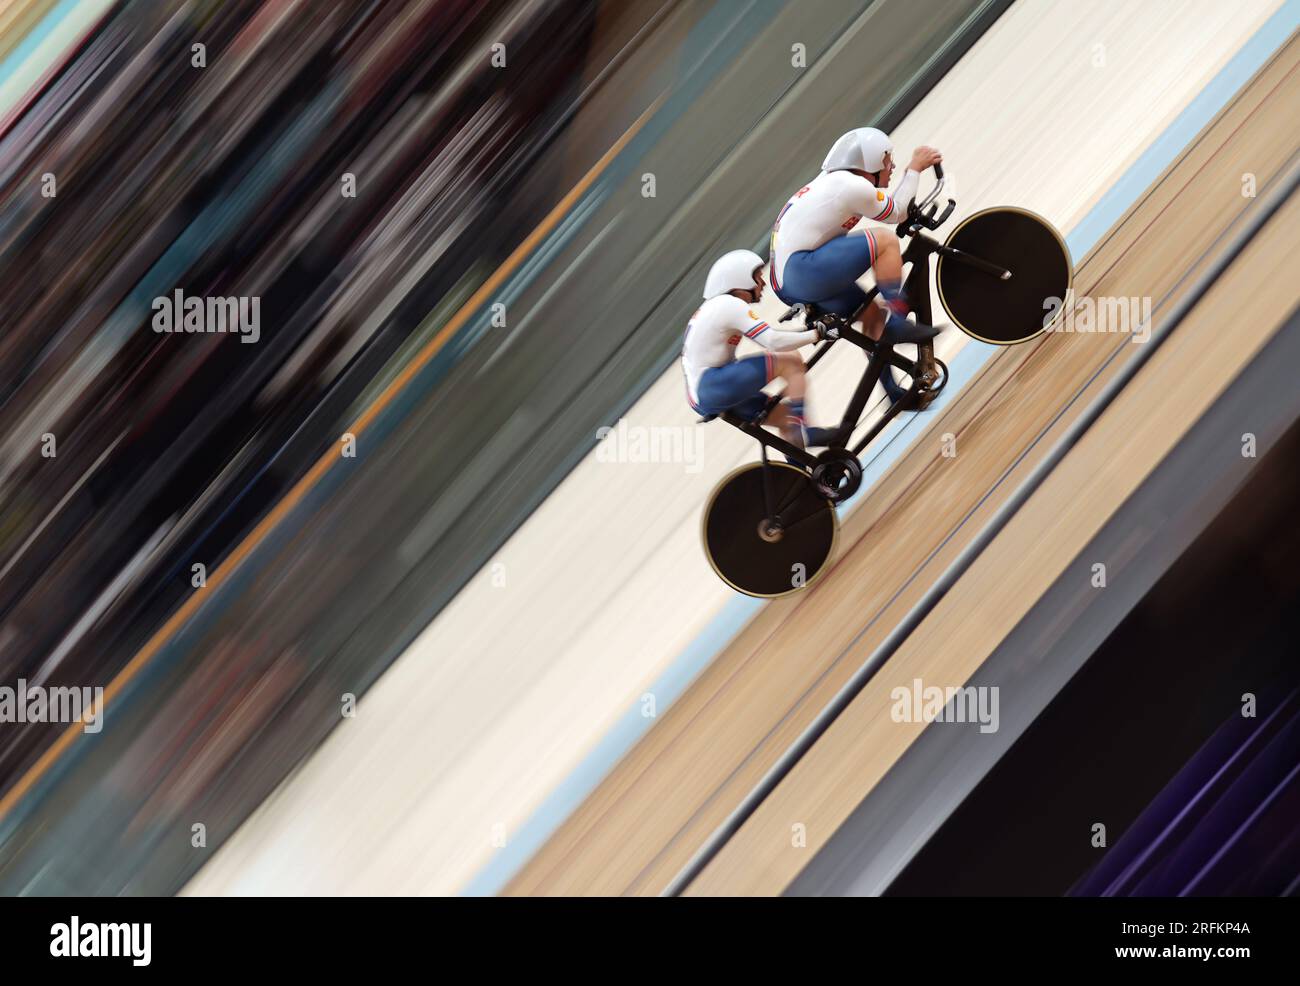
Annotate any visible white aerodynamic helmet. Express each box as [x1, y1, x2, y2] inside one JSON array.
[[703, 248, 764, 299], [822, 127, 892, 174]]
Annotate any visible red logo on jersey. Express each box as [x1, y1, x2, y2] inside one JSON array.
[[727, 333, 742, 346], [841, 213, 862, 231]]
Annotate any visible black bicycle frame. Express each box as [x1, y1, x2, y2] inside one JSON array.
[[724, 229, 939, 461]]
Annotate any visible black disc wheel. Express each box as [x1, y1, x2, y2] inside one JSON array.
[[937, 206, 1072, 345], [702, 462, 837, 597]]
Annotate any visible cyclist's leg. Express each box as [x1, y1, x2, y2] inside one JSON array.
[[784, 228, 926, 328], [869, 228, 939, 346], [696, 354, 811, 445], [859, 302, 885, 341], [695, 355, 773, 418], [816, 283, 871, 319], [697, 353, 817, 450], [781, 234, 875, 306], [770, 351, 805, 400], [783, 231, 922, 338], [870, 227, 903, 290], [768, 351, 811, 449]]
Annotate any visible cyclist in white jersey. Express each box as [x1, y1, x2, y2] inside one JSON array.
[[769, 127, 942, 361], [682, 249, 834, 449]]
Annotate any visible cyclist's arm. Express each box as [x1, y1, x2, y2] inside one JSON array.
[[742, 314, 818, 351], [866, 168, 920, 224]]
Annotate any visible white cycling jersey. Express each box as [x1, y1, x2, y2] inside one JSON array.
[[769, 168, 920, 287], [681, 294, 817, 405]]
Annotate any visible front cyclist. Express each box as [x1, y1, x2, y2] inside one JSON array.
[[769, 127, 943, 395]]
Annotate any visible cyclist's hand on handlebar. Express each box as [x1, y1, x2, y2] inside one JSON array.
[[908, 146, 943, 172], [816, 319, 841, 341]]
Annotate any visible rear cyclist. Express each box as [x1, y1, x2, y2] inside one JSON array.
[[682, 249, 833, 449]]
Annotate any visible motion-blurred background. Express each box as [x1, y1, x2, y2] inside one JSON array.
[[0, 0, 1296, 896]]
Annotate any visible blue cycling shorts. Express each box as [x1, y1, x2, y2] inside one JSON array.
[[693, 354, 773, 419], [773, 230, 879, 316]]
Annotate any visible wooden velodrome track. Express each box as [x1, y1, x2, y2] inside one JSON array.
[[508, 33, 1300, 896]]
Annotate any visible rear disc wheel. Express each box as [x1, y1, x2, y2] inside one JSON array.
[[702, 462, 838, 597]]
